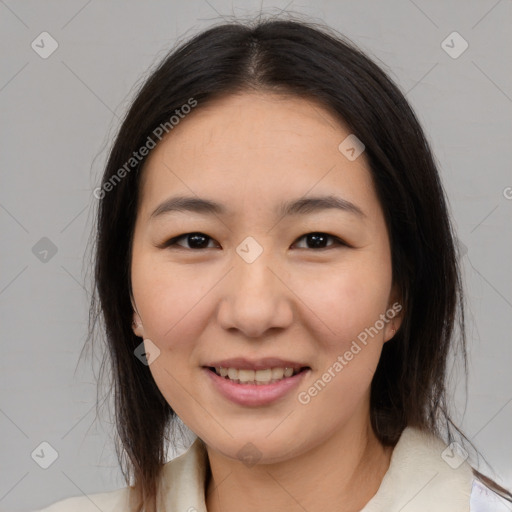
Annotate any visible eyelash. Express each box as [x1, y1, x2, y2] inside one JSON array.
[[160, 232, 349, 251]]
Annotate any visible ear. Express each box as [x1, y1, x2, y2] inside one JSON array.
[[132, 310, 144, 338], [384, 285, 404, 342]]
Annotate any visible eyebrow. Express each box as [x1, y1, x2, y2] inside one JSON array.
[[150, 194, 365, 220]]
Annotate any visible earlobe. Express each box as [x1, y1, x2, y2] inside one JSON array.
[[384, 324, 397, 342], [132, 312, 144, 337], [384, 292, 404, 342]]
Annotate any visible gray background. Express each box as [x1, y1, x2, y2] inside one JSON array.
[[1, 1, 511, 510]]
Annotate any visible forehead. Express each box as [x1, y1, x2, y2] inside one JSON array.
[[137, 92, 376, 219]]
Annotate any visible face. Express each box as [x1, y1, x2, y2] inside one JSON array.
[[130, 92, 402, 463]]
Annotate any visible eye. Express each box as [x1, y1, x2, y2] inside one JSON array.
[[292, 232, 347, 250], [162, 232, 220, 250], [160, 231, 348, 251]]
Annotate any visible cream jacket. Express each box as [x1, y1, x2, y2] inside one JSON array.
[[36, 427, 509, 512]]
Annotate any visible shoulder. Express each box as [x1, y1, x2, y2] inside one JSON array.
[[34, 486, 132, 512], [470, 478, 512, 512]]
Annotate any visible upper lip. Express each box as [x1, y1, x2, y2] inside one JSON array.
[[204, 357, 309, 371]]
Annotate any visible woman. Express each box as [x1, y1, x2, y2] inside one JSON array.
[[38, 17, 511, 512]]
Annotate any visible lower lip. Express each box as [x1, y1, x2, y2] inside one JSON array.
[[203, 367, 310, 407]]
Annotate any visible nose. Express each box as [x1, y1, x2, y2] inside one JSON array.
[[216, 252, 294, 339]]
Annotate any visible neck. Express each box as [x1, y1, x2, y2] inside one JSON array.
[[205, 419, 393, 512]]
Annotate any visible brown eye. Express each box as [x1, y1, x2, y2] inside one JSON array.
[[293, 232, 347, 250], [163, 232, 219, 250]]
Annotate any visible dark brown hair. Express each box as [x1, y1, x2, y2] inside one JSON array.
[[86, 15, 510, 511]]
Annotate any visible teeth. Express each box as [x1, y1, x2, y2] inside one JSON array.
[[213, 366, 303, 384], [255, 369, 272, 383], [238, 369, 255, 383], [271, 368, 284, 380]]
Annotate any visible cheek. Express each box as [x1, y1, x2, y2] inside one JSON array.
[[131, 256, 211, 412], [131, 253, 212, 350], [295, 266, 390, 422], [293, 258, 392, 350]]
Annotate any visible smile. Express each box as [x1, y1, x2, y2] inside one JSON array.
[[210, 366, 307, 385], [204, 365, 311, 406]]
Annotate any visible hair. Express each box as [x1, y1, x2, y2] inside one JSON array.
[[86, 15, 511, 512]]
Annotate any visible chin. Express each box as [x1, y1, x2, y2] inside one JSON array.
[[200, 428, 310, 466]]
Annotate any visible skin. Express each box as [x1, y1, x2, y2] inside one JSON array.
[[130, 91, 403, 512]]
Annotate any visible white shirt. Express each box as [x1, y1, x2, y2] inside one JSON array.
[[35, 427, 510, 511]]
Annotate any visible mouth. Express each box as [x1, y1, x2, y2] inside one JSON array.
[[206, 366, 310, 385], [203, 363, 311, 407]]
